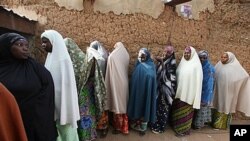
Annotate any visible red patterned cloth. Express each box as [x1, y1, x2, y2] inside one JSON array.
[[113, 114, 129, 134]]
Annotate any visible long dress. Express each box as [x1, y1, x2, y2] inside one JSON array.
[[0, 33, 57, 141], [81, 47, 107, 140], [65, 38, 106, 140], [105, 42, 130, 134], [212, 52, 249, 129], [88, 41, 109, 135], [150, 53, 177, 133], [127, 48, 157, 133], [193, 59, 215, 129], [65, 38, 96, 140], [41, 30, 80, 141], [171, 46, 203, 136]]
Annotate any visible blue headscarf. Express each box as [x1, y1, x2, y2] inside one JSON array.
[[198, 50, 215, 105], [135, 48, 153, 65]]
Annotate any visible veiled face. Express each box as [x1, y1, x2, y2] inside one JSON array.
[[10, 39, 29, 59], [221, 53, 229, 64], [41, 37, 52, 52]]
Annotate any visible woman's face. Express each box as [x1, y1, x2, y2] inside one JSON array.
[[138, 53, 147, 62], [199, 55, 207, 64], [164, 46, 173, 58], [221, 53, 229, 64], [184, 51, 191, 60], [10, 39, 29, 59], [41, 37, 52, 52], [140, 53, 147, 62]]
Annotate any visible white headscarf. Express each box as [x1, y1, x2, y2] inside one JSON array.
[[88, 40, 108, 76], [175, 46, 203, 109], [41, 30, 80, 128], [105, 42, 130, 113], [213, 52, 249, 115]]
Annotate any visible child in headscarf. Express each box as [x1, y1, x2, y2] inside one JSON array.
[[192, 50, 215, 129]]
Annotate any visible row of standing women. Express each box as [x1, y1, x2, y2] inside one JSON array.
[[0, 30, 249, 141], [146, 46, 249, 136]]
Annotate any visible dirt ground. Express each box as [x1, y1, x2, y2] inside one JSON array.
[[96, 120, 250, 141]]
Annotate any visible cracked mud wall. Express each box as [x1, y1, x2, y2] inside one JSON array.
[[205, 0, 250, 75]]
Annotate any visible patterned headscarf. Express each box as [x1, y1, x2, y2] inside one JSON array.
[[184, 46, 191, 53]]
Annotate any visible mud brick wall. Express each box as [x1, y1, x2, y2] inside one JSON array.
[[1, 0, 249, 73]]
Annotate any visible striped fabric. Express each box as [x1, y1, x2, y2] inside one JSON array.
[[212, 110, 232, 129], [172, 99, 194, 135]]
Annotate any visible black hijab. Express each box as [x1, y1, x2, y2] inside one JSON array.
[[0, 33, 26, 60], [0, 33, 57, 141]]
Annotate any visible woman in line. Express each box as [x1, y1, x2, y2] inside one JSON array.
[[171, 46, 203, 136], [192, 50, 215, 129], [151, 45, 177, 134], [88, 40, 109, 138], [212, 52, 250, 129], [41, 30, 80, 141], [127, 48, 157, 135], [105, 42, 130, 135], [0, 33, 57, 141], [65, 38, 107, 140]]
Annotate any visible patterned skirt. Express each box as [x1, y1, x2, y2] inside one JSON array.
[[192, 106, 212, 129], [212, 109, 232, 130], [171, 99, 194, 136], [78, 80, 97, 141], [96, 111, 109, 130], [150, 92, 170, 133]]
